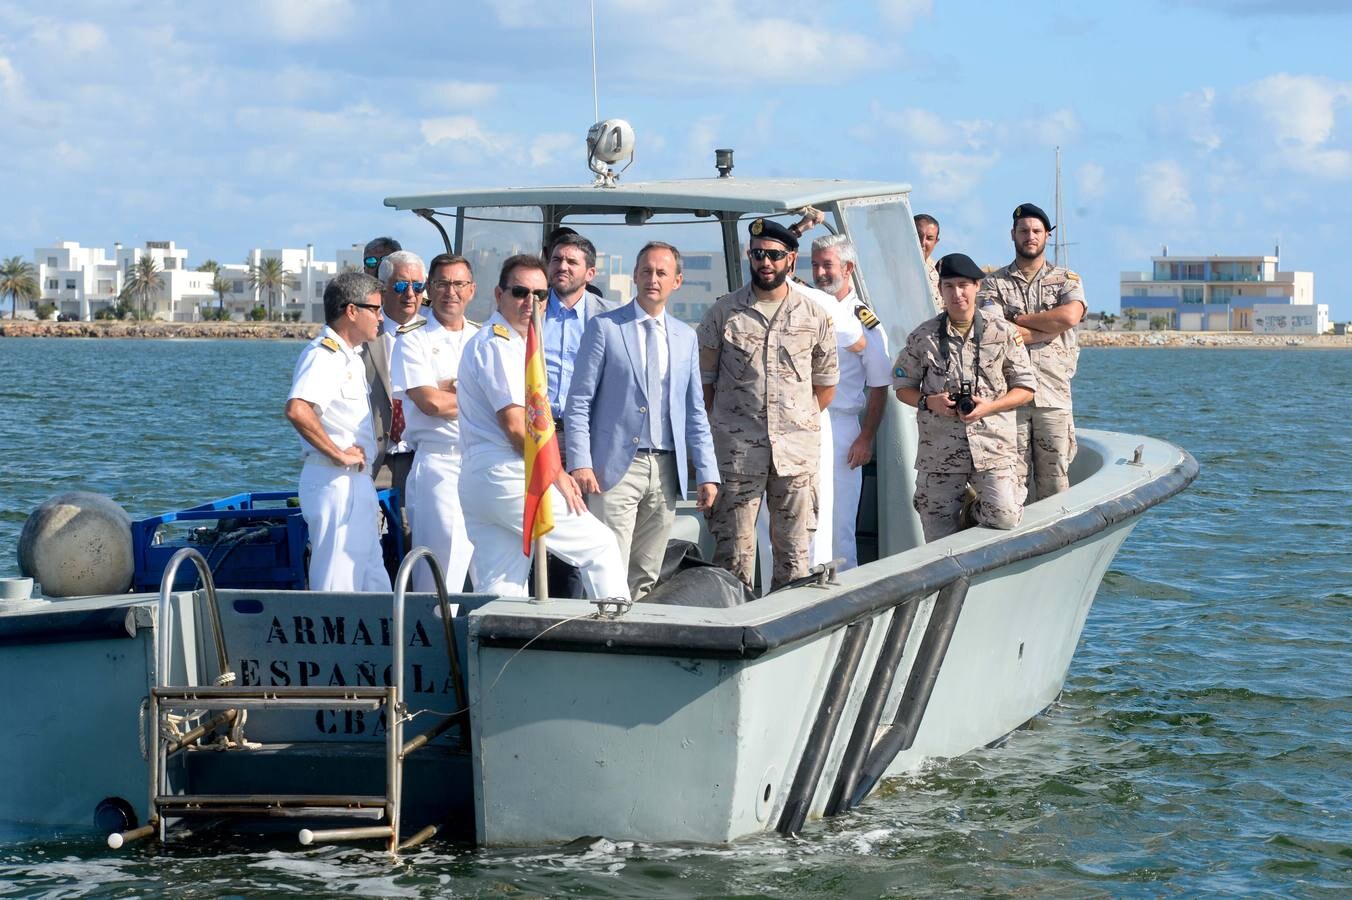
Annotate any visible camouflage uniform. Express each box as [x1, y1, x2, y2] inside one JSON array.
[[893, 307, 1037, 542], [697, 282, 838, 590], [976, 263, 1085, 501], [925, 257, 942, 312]]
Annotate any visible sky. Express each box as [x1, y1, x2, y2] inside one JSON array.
[[2, 0, 1350, 318]]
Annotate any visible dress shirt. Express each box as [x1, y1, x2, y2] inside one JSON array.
[[633, 301, 674, 451], [543, 289, 589, 419]]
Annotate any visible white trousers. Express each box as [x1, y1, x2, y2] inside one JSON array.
[[829, 408, 863, 571], [459, 455, 631, 601], [299, 461, 391, 593], [406, 445, 473, 593], [756, 407, 833, 594]]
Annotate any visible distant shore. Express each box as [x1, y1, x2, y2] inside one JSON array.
[[0, 320, 318, 340], [1, 319, 1349, 349], [1076, 330, 1352, 349]]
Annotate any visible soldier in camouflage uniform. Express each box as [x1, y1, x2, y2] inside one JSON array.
[[976, 203, 1086, 502], [894, 253, 1037, 542], [697, 218, 839, 591]]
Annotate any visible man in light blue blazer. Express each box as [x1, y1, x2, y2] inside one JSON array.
[[566, 242, 720, 600]]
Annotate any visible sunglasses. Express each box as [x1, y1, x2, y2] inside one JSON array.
[[508, 285, 550, 301], [363, 255, 384, 269], [748, 248, 791, 262], [350, 302, 382, 313], [393, 280, 425, 294]]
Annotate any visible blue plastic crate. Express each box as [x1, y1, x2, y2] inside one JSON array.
[[131, 490, 404, 592]]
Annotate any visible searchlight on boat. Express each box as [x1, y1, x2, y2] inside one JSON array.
[[585, 118, 635, 188]]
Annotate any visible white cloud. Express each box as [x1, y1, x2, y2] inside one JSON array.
[[1156, 87, 1222, 154], [1042, 108, 1081, 146], [912, 151, 999, 201], [0, 57, 23, 104], [1076, 162, 1107, 203], [1138, 160, 1196, 223], [420, 115, 501, 151], [1239, 73, 1352, 178], [876, 0, 934, 29], [867, 104, 993, 149], [530, 132, 575, 167], [250, 0, 355, 42], [420, 80, 501, 108]]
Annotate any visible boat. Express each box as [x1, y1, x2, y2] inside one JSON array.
[[0, 124, 1197, 851]]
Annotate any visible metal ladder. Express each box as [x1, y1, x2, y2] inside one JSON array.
[[109, 546, 468, 855]]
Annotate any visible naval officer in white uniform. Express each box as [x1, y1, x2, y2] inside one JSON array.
[[284, 272, 392, 592], [456, 254, 629, 600], [391, 253, 480, 593], [812, 234, 893, 570]]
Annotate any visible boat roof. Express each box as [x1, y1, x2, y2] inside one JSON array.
[[383, 177, 913, 215]]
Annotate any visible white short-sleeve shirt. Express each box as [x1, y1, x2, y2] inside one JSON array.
[[390, 315, 480, 448], [457, 311, 527, 464], [288, 325, 377, 462], [832, 289, 894, 414]]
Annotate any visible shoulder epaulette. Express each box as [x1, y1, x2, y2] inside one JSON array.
[[492, 323, 510, 340], [320, 336, 340, 353], [1066, 270, 1081, 282], [855, 305, 881, 330], [397, 319, 427, 334], [791, 275, 810, 286]]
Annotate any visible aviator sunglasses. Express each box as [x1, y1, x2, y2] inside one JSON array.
[[508, 285, 550, 301], [363, 255, 385, 269], [393, 280, 426, 294], [748, 248, 791, 262]]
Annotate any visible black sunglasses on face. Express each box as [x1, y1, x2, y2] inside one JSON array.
[[350, 302, 382, 313], [748, 248, 790, 262], [508, 285, 549, 301]]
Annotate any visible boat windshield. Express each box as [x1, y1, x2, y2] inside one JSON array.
[[457, 208, 736, 327], [835, 195, 932, 346]]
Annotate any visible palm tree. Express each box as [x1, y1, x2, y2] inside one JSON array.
[[120, 255, 164, 319], [0, 256, 39, 319], [210, 273, 231, 319], [197, 259, 220, 274], [248, 257, 294, 321]]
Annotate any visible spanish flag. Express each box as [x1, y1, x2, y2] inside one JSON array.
[[522, 309, 562, 554]]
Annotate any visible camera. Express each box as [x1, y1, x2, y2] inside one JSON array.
[[949, 380, 976, 416]]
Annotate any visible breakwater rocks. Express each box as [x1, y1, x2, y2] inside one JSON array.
[[0, 320, 321, 340], [1077, 330, 1352, 349]]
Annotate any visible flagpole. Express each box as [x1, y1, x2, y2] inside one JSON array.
[[530, 294, 551, 604]]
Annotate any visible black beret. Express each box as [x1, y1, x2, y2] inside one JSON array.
[[937, 253, 985, 281], [1012, 202, 1054, 231], [748, 217, 798, 251]]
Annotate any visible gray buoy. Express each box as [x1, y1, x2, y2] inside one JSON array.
[[18, 492, 134, 597]]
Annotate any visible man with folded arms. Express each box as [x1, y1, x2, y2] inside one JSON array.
[[566, 242, 720, 600], [391, 253, 479, 593]]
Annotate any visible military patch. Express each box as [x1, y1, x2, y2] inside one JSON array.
[[855, 305, 881, 330], [1013, 331, 1024, 346], [320, 336, 340, 353], [397, 319, 427, 334], [894, 364, 906, 378], [1066, 270, 1081, 282], [750, 218, 764, 235], [492, 323, 510, 340]]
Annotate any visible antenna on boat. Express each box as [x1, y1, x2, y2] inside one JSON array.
[[589, 0, 600, 123], [1054, 146, 1067, 268]]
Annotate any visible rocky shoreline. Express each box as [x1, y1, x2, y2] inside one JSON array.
[[0, 320, 320, 340], [1, 319, 1348, 348], [1076, 330, 1352, 349]]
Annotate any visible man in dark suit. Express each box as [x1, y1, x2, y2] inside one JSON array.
[[565, 242, 720, 600]]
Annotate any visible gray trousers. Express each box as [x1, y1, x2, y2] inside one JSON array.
[[587, 451, 680, 601]]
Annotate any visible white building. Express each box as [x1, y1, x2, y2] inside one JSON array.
[[1252, 303, 1330, 335], [1119, 253, 1315, 332], [30, 240, 343, 322]]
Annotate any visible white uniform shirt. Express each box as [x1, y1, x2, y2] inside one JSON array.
[[632, 300, 674, 451], [457, 311, 527, 465], [288, 325, 377, 463], [383, 316, 417, 455], [833, 289, 894, 414], [390, 315, 479, 448]]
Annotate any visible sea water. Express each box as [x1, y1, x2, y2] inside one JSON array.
[[0, 339, 1348, 895]]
